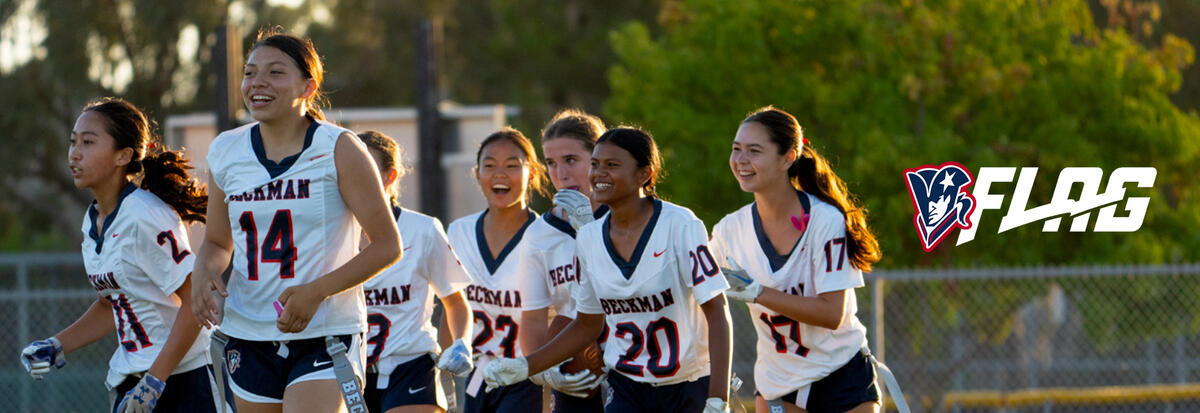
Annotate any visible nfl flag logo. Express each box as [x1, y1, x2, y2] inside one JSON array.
[[904, 162, 977, 252]]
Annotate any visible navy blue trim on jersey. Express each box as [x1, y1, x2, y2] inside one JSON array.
[[752, 191, 812, 272], [476, 209, 536, 274], [251, 116, 318, 179], [602, 198, 662, 280], [87, 183, 138, 254], [543, 211, 577, 238], [391, 204, 403, 221], [593, 204, 610, 219]]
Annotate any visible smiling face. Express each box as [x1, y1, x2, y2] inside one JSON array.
[[476, 139, 532, 209], [543, 137, 594, 197], [68, 111, 130, 190], [589, 141, 649, 204], [730, 121, 795, 193], [241, 46, 314, 122]]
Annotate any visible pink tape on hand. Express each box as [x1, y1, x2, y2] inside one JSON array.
[[274, 301, 284, 316], [790, 213, 810, 233]]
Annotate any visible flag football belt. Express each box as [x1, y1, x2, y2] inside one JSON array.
[[208, 330, 368, 412]]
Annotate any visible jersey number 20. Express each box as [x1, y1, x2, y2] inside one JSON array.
[[614, 317, 680, 378], [238, 210, 297, 280]]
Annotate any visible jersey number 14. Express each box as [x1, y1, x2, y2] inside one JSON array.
[[238, 210, 297, 280]]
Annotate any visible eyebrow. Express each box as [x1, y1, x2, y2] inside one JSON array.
[[244, 61, 288, 68], [71, 131, 99, 137]]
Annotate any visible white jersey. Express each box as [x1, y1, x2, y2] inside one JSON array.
[[709, 192, 868, 400], [207, 119, 369, 341], [365, 206, 471, 385], [520, 206, 611, 320], [80, 185, 211, 389], [447, 209, 537, 359], [573, 200, 729, 385]]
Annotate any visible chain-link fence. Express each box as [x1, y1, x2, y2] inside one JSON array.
[[4, 252, 1200, 412]]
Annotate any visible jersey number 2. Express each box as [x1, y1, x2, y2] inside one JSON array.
[[613, 317, 680, 378], [472, 311, 518, 358], [238, 210, 297, 280]]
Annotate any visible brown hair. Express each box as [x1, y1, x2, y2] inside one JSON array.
[[83, 98, 207, 223], [357, 130, 408, 206], [742, 106, 881, 272], [541, 109, 606, 151], [595, 127, 663, 197], [476, 127, 549, 199], [251, 28, 327, 121]]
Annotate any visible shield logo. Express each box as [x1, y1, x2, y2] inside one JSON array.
[[904, 162, 976, 251]]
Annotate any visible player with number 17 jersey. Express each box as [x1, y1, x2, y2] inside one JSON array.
[[206, 119, 369, 341], [572, 199, 729, 385]]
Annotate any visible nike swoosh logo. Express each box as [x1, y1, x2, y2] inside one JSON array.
[[403, 246, 412, 252], [309, 154, 329, 161], [408, 386, 426, 394], [313, 360, 332, 368], [653, 249, 666, 258], [111, 233, 119, 238]]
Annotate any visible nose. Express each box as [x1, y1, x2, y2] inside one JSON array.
[[68, 144, 81, 161]]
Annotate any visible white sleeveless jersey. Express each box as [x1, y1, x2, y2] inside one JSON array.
[[80, 185, 211, 389], [365, 206, 471, 385], [518, 212, 582, 319], [709, 192, 868, 400], [207, 119, 369, 341], [572, 200, 729, 385], [447, 209, 537, 359]]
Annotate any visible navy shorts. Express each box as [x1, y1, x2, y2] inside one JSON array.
[[366, 354, 444, 412], [224, 334, 363, 403], [552, 389, 603, 413], [604, 373, 709, 413], [775, 350, 880, 413], [464, 371, 541, 413], [111, 365, 227, 413]]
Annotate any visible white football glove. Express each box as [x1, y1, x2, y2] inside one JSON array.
[[721, 260, 763, 302], [20, 337, 66, 379], [117, 373, 166, 413], [553, 189, 594, 230], [482, 357, 529, 391], [703, 397, 729, 413], [529, 360, 604, 398], [436, 338, 473, 377]]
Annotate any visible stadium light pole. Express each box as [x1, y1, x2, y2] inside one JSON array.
[[213, 25, 243, 132], [416, 18, 447, 222]]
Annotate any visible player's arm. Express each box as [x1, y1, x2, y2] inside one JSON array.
[[439, 291, 471, 342], [701, 294, 732, 401], [147, 277, 203, 379], [524, 312, 604, 375], [190, 175, 234, 328], [276, 132, 401, 333], [519, 308, 549, 352], [54, 296, 117, 353], [755, 289, 846, 330]]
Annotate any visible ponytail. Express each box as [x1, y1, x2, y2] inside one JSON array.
[[140, 149, 208, 224], [791, 145, 880, 272]]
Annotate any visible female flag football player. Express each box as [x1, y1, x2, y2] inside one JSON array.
[[517, 109, 609, 412], [357, 130, 474, 413], [19, 97, 223, 413], [484, 127, 735, 413], [189, 30, 402, 413], [446, 127, 548, 413], [710, 106, 882, 413]]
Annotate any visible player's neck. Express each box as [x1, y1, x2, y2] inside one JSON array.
[[753, 183, 801, 223], [92, 176, 130, 219], [486, 201, 529, 228], [258, 114, 311, 148], [607, 195, 653, 230]]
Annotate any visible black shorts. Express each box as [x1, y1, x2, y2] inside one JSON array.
[[111, 365, 227, 413], [464, 370, 541, 413], [224, 334, 364, 403], [551, 389, 604, 413], [604, 373, 709, 413], [775, 350, 881, 413], [366, 354, 444, 412]]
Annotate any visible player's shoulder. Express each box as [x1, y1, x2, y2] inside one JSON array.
[[713, 203, 754, 235], [125, 188, 182, 229], [210, 122, 256, 150], [398, 207, 443, 236], [312, 119, 354, 144], [447, 210, 484, 236], [807, 194, 847, 231], [657, 199, 706, 231]]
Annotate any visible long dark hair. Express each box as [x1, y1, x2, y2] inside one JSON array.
[[743, 106, 881, 272], [251, 28, 327, 121], [595, 127, 663, 198], [476, 127, 549, 200], [83, 98, 207, 223]]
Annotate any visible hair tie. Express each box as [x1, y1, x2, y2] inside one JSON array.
[[802, 138, 809, 146], [148, 142, 157, 150]]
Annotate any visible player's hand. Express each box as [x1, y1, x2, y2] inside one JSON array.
[[436, 338, 473, 377], [721, 260, 763, 302], [482, 357, 529, 391], [703, 397, 729, 413], [530, 361, 604, 398], [553, 189, 594, 230], [276, 284, 323, 333], [20, 337, 66, 379], [190, 271, 226, 328], [117, 373, 165, 413]]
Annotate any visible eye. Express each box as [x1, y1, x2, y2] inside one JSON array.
[[565, 158, 576, 165], [546, 159, 556, 167], [271, 70, 282, 74]]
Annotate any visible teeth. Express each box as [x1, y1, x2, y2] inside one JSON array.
[[738, 171, 754, 177], [594, 183, 612, 189], [252, 95, 272, 102], [492, 184, 510, 190]]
